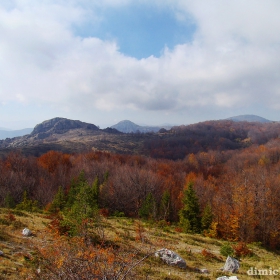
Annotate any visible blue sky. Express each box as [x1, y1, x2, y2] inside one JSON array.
[[1, 0, 280, 129], [77, 3, 196, 59]]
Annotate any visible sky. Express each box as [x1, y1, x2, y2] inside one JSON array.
[[1, 0, 280, 129]]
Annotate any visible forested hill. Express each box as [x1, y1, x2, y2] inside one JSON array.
[[1, 118, 280, 159], [226, 114, 271, 123], [143, 120, 280, 159]]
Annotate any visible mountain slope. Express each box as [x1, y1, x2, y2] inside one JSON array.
[[1, 209, 277, 280], [30, 117, 99, 138], [226, 114, 272, 123], [2, 118, 280, 159], [0, 117, 135, 156]]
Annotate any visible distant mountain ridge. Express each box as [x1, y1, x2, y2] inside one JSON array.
[[1, 116, 280, 158], [0, 117, 123, 154], [0, 128, 33, 140], [111, 120, 172, 133], [226, 114, 272, 123]]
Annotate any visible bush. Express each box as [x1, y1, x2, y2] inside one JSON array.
[[4, 193, 16, 209], [201, 249, 222, 262], [233, 242, 253, 258], [5, 212, 16, 222], [113, 211, 125, 217], [12, 220, 26, 229], [220, 243, 234, 257], [157, 220, 171, 232], [10, 210, 29, 217], [201, 248, 215, 259], [16, 191, 39, 213], [174, 227, 183, 233], [0, 218, 10, 225], [99, 208, 109, 217], [48, 214, 74, 236]]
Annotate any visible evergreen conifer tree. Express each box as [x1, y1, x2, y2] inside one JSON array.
[[65, 170, 87, 210], [201, 203, 213, 231], [160, 190, 171, 221], [91, 177, 100, 208], [4, 193, 16, 209], [179, 182, 201, 233], [139, 193, 156, 220], [48, 186, 66, 213], [63, 172, 101, 236], [16, 191, 38, 212]]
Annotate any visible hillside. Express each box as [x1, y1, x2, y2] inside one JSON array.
[[31, 117, 99, 136], [0, 209, 279, 279], [0, 117, 129, 156], [1, 118, 280, 158], [0, 117, 280, 278]]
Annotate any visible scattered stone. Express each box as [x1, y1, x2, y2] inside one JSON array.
[[0, 250, 4, 256], [155, 248, 187, 269], [22, 228, 32, 237], [199, 268, 209, 274], [195, 267, 210, 274], [217, 276, 239, 280], [223, 256, 240, 273]]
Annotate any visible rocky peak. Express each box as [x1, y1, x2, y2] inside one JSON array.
[[31, 117, 99, 136]]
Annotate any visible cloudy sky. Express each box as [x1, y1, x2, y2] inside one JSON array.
[[1, 0, 280, 129]]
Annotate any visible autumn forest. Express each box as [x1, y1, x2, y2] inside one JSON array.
[[1, 120, 280, 252]]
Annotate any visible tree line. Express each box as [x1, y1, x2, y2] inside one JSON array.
[[1, 138, 280, 249]]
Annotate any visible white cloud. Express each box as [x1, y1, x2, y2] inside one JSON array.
[[1, 0, 280, 126]]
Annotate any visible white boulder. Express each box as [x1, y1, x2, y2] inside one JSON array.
[[22, 228, 32, 237]]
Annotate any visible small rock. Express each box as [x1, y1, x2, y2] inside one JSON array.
[[22, 228, 32, 237], [217, 276, 239, 280], [195, 267, 209, 274], [0, 250, 4, 256], [199, 268, 209, 274]]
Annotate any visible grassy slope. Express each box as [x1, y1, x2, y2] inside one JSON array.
[[0, 209, 279, 279]]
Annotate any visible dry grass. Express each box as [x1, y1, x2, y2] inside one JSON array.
[[0, 210, 280, 279], [0, 209, 50, 279]]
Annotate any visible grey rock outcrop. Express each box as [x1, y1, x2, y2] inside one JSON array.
[[223, 256, 240, 273], [31, 117, 99, 136], [155, 248, 187, 269]]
